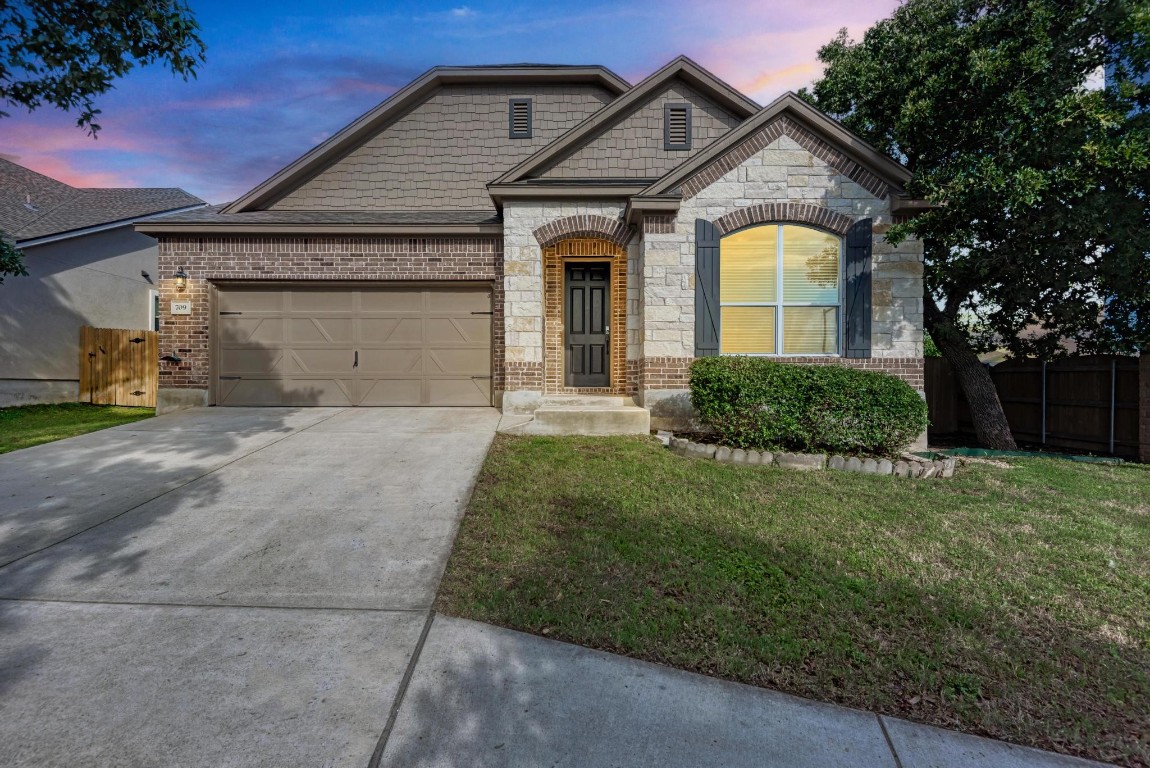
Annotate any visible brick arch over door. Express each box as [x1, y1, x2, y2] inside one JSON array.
[[533, 215, 634, 248], [713, 203, 853, 237]]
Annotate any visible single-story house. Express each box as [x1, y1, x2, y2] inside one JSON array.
[[0, 158, 204, 405], [138, 56, 926, 432]]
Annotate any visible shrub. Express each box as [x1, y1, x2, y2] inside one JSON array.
[[689, 357, 928, 456]]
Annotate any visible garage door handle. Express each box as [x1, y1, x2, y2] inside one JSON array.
[[353, 351, 359, 368], [470, 311, 493, 315], [219, 311, 243, 315]]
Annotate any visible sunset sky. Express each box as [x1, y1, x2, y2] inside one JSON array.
[[3, 1, 900, 204]]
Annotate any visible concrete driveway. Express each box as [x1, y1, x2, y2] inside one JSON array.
[[0, 406, 499, 767]]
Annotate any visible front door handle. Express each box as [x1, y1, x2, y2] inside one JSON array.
[[353, 351, 359, 368]]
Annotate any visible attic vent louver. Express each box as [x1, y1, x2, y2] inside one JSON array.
[[509, 98, 532, 139], [664, 103, 692, 150]]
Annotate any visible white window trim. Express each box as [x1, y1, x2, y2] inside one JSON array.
[[719, 224, 844, 357], [148, 289, 160, 332]]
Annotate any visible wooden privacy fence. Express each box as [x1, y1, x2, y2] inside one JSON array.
[[926, 355, 1142, 459], [79, 326, 159, 408]]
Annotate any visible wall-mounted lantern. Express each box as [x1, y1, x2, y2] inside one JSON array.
[[174, 266, 188, 292]]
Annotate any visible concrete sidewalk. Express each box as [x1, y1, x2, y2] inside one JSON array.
[[379, 615, 1112, 768]]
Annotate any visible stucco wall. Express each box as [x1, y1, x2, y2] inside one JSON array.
[[0, 226, 158, 405]]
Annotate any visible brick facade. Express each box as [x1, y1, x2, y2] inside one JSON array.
[[156, 235, 504, 397]]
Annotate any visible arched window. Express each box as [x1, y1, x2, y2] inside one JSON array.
[[719, 224, 842, 355]]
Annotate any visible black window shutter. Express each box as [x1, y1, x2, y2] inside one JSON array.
[[695, 218, 721, 357], [843, 218, 873, 358]]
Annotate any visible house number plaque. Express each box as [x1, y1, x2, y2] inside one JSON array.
[[170, 301, 192, 315]]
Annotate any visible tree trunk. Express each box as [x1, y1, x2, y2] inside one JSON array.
[[925, 300, 1017, 450]]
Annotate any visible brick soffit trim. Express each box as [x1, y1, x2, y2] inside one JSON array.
[[532, 215, 635, 247], [713, 202, 853, 237], [680, 115, 890, 201]]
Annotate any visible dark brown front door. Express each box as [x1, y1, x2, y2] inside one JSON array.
[[565, 263, 610, 387]]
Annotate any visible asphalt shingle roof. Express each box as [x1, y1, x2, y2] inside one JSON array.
[[153, 206, 502, 226], [0, 157, 204, 242]]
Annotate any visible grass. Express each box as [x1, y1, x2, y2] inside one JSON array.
[[0, 402, 154, 453], [438, 435, 1150, 766]]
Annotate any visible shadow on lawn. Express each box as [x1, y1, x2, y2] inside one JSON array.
[[433, 475, 1150, 767]]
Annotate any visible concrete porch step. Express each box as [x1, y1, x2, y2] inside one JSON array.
[[530, 405, 650, 436], [501, 403, 651, 436], [539, 395, 637, 408]]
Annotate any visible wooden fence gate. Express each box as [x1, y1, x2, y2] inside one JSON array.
[[926, 355, 1141, 459], [79, 326, 159, 408]]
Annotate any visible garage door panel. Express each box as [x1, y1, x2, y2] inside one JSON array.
[[218, 290, 283, 313], [359, 289, 423, 312], [359, 317, 422, 343], [217, 285, 491, 407], [427, 288, 492, 312], [357, 378, 423, 406], [428, 378, 491, 406], [289, 290, 356, 312], [357, 349, 422, 374], [288, 317, 353, 344], [427, 317, 491, 344], [220, 348, 285, 375], [219, 318, 284, 345], [284, 378, 356, 406], [427, 349, 491, 375], [291, 348, 357, 375]]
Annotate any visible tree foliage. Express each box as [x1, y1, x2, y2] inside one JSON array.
[[802, 0, 1150, 447], [0, 236, 27, 283], [0, 0, 205, 280], [0, 0, 205, 135], [805, 0, 1150, 358]]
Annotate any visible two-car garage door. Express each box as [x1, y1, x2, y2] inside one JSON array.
[[216, 284, 492, 406]]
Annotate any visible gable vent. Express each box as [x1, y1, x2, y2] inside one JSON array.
[[664, 103, 692, 150], [509, 98, 532, 139]]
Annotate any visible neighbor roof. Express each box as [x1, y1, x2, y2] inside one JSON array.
[[0, 158, 204, 243], [223, 64, 632, 214]]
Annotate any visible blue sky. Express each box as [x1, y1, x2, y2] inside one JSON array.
[[3, 1, 898, 203]]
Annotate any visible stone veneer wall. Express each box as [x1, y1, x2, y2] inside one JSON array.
[[501, 200, 640, 412], [155, 235, 503, 410], [638, 132, 926, 430]]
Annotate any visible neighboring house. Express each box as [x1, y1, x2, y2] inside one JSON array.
[[138, 57, 927, 431], [0, 158, 204, 405]]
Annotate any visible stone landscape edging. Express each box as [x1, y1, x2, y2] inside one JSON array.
[[667, 437, 957, 478]]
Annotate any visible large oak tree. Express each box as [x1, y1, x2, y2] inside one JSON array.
[[803, 0, 1150, 448], [0, 0, 206, 281]]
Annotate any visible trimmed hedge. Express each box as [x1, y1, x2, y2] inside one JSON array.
[[689, 357, 928, 456]]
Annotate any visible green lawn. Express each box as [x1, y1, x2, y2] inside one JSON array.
[[438, 435, 1150, 766], [0, 403, 154, 453]]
